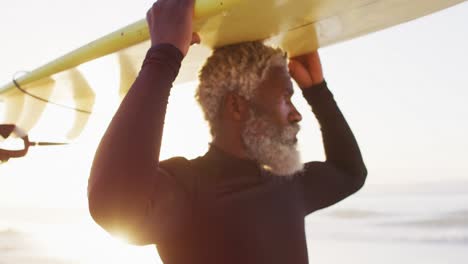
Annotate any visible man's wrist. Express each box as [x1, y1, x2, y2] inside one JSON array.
[[300, 77, 326, 90], [302, 79, 327, 91], [146, 43, 184, 62], [301, 80, 332, 108]]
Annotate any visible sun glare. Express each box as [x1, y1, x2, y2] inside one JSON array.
[[30, 216, 162, 264]]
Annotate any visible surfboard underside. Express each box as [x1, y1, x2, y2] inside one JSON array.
[[0, 0, 465, 140]]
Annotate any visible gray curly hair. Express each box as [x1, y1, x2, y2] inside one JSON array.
[[196, 41, 287, 136]]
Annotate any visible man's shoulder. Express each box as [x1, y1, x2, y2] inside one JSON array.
[[159, 155, 206, 171], [159, 156, 204, 193], [160, 156, 190, 169]]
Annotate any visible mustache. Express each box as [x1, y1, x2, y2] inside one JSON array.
[[284, 123, 300, 134]]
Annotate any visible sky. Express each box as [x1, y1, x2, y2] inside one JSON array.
[[0, 0, 468, 209]]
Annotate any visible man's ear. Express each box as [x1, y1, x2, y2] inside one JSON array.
[[224, 92, 249, 121]]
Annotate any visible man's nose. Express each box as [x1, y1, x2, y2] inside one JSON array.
[[289, 106, 302, 123]]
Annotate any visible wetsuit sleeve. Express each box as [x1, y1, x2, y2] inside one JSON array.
[[87, 44, 190, 245], [300, 81, 367, 215]]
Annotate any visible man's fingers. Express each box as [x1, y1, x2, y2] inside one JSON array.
[[307, 51, 321, 69], [292, 55, 309, 68], [288, 59, 306, 76], [290, 51, 320, 69], [288, 59, 311, 88], [147, 0, 196, 56], [288, 51, 324, 88]]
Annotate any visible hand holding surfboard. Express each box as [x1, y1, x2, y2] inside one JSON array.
[[146, 0, 200, 56], [289, 52, 325, 89]]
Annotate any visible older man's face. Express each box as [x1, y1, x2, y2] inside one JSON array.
[[242, 66, 304, 176]]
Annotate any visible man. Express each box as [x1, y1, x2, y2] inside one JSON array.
[[88, 0, 367, 263]]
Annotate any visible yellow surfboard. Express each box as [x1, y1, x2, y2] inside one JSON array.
[[0, 0, 466, 141]]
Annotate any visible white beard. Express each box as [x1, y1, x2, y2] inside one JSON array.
[[242, 110, 304, 177]]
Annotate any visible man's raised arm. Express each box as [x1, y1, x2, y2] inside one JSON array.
[[87, 0, 199, 244], [289, 52, 367, 214]]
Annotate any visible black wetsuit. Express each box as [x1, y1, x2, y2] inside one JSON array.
[[88, 44, 367, 264]]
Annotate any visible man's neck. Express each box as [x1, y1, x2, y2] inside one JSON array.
[[211, 135, 249, 160]]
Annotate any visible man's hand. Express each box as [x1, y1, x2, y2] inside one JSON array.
[[146, 0, 201, 56], [288, 51, 324, 89]]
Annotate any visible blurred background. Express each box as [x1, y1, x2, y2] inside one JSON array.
[[1, 1, 467, 263]]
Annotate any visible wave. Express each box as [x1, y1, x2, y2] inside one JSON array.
[[381, 210, 468, 229], [326, 209, 385, 219], [311, 224, 468, 245], [309, 208, 468, 244], [344, 230, 468, 244]]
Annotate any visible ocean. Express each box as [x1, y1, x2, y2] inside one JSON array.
[[1, 182, 467, 264]]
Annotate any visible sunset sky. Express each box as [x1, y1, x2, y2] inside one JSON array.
[[0, 0, 467, 209]]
